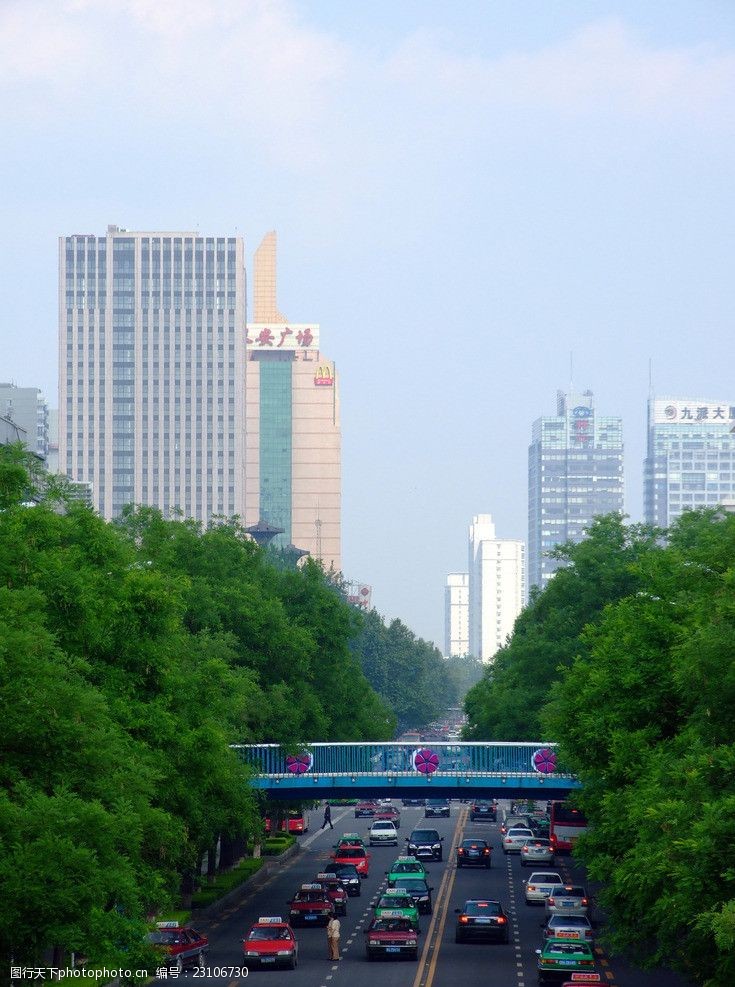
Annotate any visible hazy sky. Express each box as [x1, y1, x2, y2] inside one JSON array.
[[3, 0, 735, 649]]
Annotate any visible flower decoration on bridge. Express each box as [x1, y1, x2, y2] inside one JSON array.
[[412, 748, 440, 774], [531, 747, 557, 774], [285, 751, 313, 775]]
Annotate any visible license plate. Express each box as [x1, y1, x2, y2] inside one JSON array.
[[559, 959, 576, 965], [474, 917, 491, 924], [261, 958, 276, 964], [386, 946, 401, 953], [305, 915, 317, 920]]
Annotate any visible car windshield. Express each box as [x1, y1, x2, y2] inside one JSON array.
[[378, 895, 413, 908], [249, 928, 291, 941], [372, 919, 412, 932], [392, 862, 423, 873], [464, 901, 501, 915], [393, 879, 428, 893], [426, 800, 448, 806], [546, 942, 592, 957], [336, 848, 365, 859], [531, 873, 563, 883], [507, 828, 534, 836], [331, 865, 359, 878], [294, 892, 327, 903], [372, 822, 395, 830], [148, 931, 184, 944], [549, 916, 591, 929], [410, 831, 439, 842], [552, 886, 585, 897], [460, 839, 488, 849]]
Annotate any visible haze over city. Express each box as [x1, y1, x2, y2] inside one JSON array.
[[2, 0, 735, 647]]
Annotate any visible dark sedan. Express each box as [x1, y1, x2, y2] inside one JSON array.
[[456, 837, 492, 868], [454, 900, 510, 943]]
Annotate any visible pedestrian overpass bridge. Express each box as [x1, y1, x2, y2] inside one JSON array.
[[234, 741, 580, 800]]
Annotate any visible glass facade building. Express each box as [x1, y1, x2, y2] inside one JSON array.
[[528, 389, 624, 591], [644, 398, 735, 527], [58, 226, 246, 521]]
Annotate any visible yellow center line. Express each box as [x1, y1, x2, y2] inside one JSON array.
[[411, 806, 467, 987]]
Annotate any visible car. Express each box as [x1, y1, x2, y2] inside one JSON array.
[[331, 843, 371, 877], [147, 921, 209, 972], [378, 797, 393, 805], [454, 899, 510, 943], [545, 885, 590, 919], [521, 838, 555, 867], [369, 820, 399, 846], [314, 872, 348, 915], [241, 916, 298, 970], [364, 915, 420, 961], [264, 810, 309, 835], [335, 832, 367, 849], [424, 798, 450, 818], [374, 888, 420, 929], [386, 856, 427, 884], [406, 828, 444, 861], [523, 871, 564, 905], [535, 938, 597, 984], [456, 837, 492, 868], [375, 806, 401, 828], [327, 862, 362, 897], [401, 798, 425, 806], [500, 813, 532, 835], [391, 877, 433, 914], [469, 800, 497, 822], [286, 884, 335, 926], [502, 826, 535, 853], [543, 915, 595, 945], [355, 800, 380, 818]]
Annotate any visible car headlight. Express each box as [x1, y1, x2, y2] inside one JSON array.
[[290, 909, 299, 915], [432, 843, 441, 849], [245, 951, 259, 957], [406, 940, 417, 946], [276, 950, 292, 956]]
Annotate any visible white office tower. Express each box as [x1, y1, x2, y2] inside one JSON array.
[[0, 382, 49, 459], [468, 514, 525, 663], [444, 573, 469, 657]]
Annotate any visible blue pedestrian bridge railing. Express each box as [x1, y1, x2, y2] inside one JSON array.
[[232, 742, 581, 799]]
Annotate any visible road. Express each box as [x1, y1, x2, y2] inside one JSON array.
[[155, 801, 691, 986]]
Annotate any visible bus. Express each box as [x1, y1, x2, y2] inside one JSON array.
[[549, 800, 588, 852]]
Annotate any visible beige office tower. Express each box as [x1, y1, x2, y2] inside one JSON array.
[[59, 227, 246, 521], [245, 232, 341, 572]]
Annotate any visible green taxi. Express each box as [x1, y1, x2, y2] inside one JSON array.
[[386, 855, 427, 885], [536, 937, 597, 984], [335, 832, 367, 850], [374, 888, 420, 929]]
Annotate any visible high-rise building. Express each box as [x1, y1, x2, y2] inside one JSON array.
[[444, 572, 469, 657], [528, 389, 624, 591], [59, 226, 246, 521], [244, 233, 341, 571], [0, 382, 49, 459], [468, 514, 525, 662], [644, 398, 735, 527]]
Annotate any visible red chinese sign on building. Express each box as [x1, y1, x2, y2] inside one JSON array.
[[246, 323, 320, 351]]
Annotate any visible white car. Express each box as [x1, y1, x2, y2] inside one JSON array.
[[369, 820, 399, 846], [523, 871, 564, 905], [502, 827, 535, 853]]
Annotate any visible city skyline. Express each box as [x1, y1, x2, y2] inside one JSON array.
[[3, 1, 735, 648]]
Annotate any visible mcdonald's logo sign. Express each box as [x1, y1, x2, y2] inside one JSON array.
[[314, 366, 334, 386]]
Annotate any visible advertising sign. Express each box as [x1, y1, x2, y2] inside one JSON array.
[[247, 323, 320, 351], [653, 400, 735, 425]]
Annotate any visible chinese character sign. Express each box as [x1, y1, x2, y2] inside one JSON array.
[[247, 323, 320, 351], [655, 400, 735, 425]]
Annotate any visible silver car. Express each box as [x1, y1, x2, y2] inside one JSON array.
[[523, 871, 563, 905], [369, 821, 398, 846], [543, 914, 594, 944], [545, 884, 590, 918], [520, 837, 555, 867], [502, 827, 535, 854]]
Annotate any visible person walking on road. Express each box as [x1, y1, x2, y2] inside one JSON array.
[[327, 915, 341, 960], [322, 803, 334, 830]]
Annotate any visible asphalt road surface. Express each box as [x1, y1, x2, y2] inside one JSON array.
[[153, 801, 691, 987]]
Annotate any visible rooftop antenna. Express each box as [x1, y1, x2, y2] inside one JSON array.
[[569, 351, 574, 396]]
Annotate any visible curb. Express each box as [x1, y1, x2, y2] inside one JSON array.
[[193, 842, 300, 922]]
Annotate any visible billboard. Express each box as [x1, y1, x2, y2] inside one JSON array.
[[246, 323, 320, 351], [652, 400, 735, 425]]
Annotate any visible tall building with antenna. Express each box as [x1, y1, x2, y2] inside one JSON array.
[[244, 233, 341, 571], [528, 388, 624, 591]]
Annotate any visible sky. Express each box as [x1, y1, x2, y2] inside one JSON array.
[[2, 0, 735, 649]]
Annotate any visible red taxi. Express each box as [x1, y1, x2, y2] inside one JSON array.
[[147, 921, 209, 971], [331, 843, 371, 877], [242, 916, 298, 970], [287, 883, 335, 926], [314, 871, 348, 915], [374, 806, 401, 828], [364, 912, 420, 961], [355, 800, 380, 818]]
